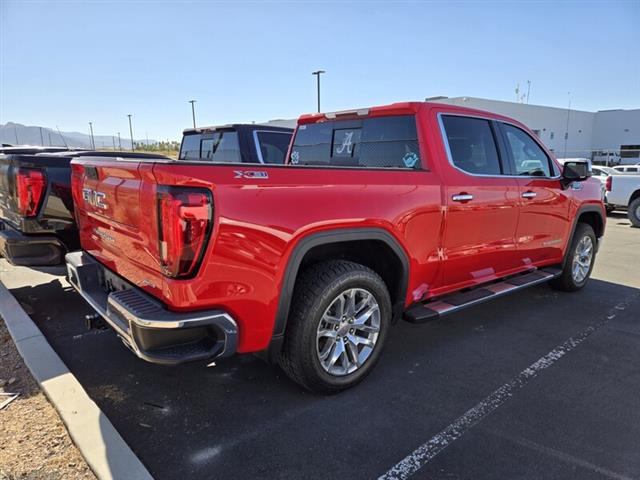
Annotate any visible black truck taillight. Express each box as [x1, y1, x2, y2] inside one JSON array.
[[16, 168, 46, 217], [605, 175, 612, 192], [157, 186, 213, 278]]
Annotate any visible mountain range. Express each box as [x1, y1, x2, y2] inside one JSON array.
[[1, 122, 156, 149]]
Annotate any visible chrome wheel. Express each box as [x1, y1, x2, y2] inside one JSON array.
[[572, 235, 593, 283], [316, 288, 380, 376]]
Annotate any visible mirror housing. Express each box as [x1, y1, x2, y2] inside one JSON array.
[[561, 161, 589, 188]]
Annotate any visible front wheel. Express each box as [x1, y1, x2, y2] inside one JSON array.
[[279, 260, 391, 393], [550, 223, 597, 292]]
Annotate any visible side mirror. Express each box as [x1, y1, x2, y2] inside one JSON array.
[[561, 161, 589, 187]]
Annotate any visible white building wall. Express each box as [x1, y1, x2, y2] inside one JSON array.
[[592, 109, 640, 152]]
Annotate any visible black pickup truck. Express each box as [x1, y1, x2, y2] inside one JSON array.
[[0, 124, 292, 266], [0, 147, 168, 266]]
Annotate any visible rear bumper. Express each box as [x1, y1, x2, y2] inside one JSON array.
[[65, 251, 238, 365], [0, 221, 65, 266]]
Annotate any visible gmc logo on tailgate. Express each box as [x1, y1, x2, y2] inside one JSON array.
[[82, 188, 107, 209]]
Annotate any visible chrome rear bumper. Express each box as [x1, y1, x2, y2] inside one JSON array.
[[65, 251, 238, 365]]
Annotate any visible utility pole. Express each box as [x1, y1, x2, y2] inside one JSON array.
[[563, 92, 571, 159], [39, 127, 45, 146], [89, 122, 95, 150], [312, 70, 325, 113], [13, 125, 19, 144], [117, 132, 122, 149], [48, 132, 52, 146], [526, 80, 531, 104], [189, 100, 197, 128], [127, 114, 134, 151], [112, 136, 116, 150]]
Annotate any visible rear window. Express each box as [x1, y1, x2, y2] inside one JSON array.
[[179, 131, 241, 163], [441, 115, 502, 175], [289, 115, 421, 169], [255, 131, 292, 164]]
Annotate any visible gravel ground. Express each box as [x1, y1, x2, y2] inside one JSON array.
[[0, 317, 95, 480]]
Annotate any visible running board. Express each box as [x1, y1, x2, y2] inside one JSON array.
[[404, 268, 562, 324]]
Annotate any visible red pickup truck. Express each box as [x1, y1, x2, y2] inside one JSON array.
[[66, 102, 605, 393]]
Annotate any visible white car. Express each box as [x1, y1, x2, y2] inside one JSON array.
[[605, 174, 640, 227]]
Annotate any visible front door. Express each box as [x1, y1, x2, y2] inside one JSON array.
[[498, 122, 571, 266]]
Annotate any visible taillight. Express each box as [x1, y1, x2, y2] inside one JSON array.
[[16, 168, 46, 217], [605, 175, 612, 192], [157, 186, 213, 278], [70, 163, 85, 222]]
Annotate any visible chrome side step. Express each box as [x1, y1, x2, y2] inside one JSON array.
[[404, 267, 562, 324]]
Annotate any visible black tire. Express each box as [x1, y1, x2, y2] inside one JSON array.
[[605, 204, 615, 214], [550, 223, 597, 292], [279, 260, 391, 394], [628, 197, 640, 228]]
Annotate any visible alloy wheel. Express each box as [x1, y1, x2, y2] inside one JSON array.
[[316, 288, 381, 376]]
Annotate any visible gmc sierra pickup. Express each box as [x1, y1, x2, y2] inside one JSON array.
[[66, 102, 605, 393], [0, 124, 292, 267]]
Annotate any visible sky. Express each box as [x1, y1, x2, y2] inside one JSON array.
[[1, 0, 638, 141]]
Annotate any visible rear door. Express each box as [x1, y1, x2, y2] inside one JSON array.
[[497, 122, 571, 265], [438, 113, 521, 291]]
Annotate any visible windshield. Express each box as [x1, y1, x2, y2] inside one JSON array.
[[179, 131, 241, 163]]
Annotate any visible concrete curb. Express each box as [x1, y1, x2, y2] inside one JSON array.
[[0, 280, 154, 480]]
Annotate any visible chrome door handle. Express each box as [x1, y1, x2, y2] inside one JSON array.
[[522, 191, 537, 199], [452, 194, 474, 202]]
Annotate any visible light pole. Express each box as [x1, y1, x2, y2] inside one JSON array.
[[89, 122, 95, 150], [189, 100, 197, 128], [127, 114, 134, 151], [312, 70, 325, 113]]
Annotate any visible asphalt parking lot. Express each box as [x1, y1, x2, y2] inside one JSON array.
[[2, 212, 639, 480]]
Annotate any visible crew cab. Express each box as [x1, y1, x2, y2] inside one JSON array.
[[66, 102, 605, 393], [179, 123, 293, 164], [605, 173, 640, 226]]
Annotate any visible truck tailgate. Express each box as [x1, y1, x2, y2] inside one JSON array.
[[72, 159, 165, 298]]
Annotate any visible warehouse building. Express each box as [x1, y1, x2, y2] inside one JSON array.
[[429, 96, 640, 165]]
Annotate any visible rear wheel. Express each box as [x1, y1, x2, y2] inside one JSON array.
[[279, 260, 391, 393], [628, 197, 640, 228], [550, 223, 596, 292]]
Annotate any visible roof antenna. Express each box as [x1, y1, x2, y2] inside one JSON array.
[[55, 126, 69, 148]]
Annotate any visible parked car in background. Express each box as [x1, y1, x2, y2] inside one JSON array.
[[66, 102, 605, 393], [179, 124, 293, 164], [591, 165, 616, 212], [613, 165, 640, 174], [605, 174, 640, 226]]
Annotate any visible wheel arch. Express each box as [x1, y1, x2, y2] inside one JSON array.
[[267, 228, 410, 358], [561, 204, 605, 269]]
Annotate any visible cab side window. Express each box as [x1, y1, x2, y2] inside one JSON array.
[[502, 124, 552, 177], [441, 115, 502, 175]]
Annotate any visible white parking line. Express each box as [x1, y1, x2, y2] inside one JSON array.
[[379, 294, 640, 480]]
